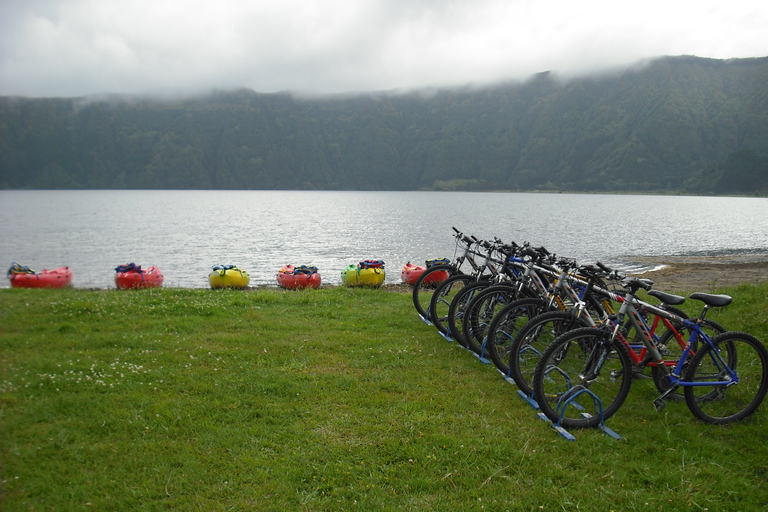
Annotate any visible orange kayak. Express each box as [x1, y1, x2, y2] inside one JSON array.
[[115, 264, 164, 290], [8, 264, 73, 289], [400, 262, 449, 286], [277, 265, 321, 289]]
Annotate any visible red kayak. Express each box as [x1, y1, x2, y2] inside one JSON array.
[[400, 262, 449, 286], [114, 263, 164, 290], [7, 263, 73, 289], [277, 265, 321, 289]]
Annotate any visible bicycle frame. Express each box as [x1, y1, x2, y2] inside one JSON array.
[[608, 289, 730, 393]]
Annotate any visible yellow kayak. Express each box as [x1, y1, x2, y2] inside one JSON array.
[[340, 261, 385, 288], [208, 265, 250, 289]]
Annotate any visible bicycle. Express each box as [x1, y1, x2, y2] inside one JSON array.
[[505, 265, 725, 399], [459, 245, 558, 356], [412, 227, 485, 322], [532, 277, 768, 428], [426, 237, 509, 336], [487, 262, 621, 384], [441, 241, 526, 346]]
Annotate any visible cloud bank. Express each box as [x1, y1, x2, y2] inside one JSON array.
[[1, 0, 766, 97]]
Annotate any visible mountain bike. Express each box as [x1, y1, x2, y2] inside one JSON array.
[[532, 277, 768, 428], [506, 268, 725, 399], [459, 245, 557, 355], [440, 242, 526, 346], [412, 227, 485, 322], [486, 262, 620, 384], [426, 238, 510, 335]]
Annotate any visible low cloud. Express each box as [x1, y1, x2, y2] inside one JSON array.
[[1, 0, 766, 97]]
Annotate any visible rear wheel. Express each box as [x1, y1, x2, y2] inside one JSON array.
[[533, 327, 633, 429], [683, 331, 768, 424]]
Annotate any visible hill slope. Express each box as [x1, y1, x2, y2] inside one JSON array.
[[1, 55, 767, 194]]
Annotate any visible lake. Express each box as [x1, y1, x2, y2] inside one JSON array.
[[1, 190, 766, 289]]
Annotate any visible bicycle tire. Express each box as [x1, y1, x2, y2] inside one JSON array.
[[533, 327, 634, 429], [483, 298, 548, 376], [683, 331, 768, 425], [463, 284, 528, 355], [429, 274, 476, 336], [412, 264, 456, 320], [447, 280, 494, 348], [507, 310, 590, 396], [651, 318, 726, 401]]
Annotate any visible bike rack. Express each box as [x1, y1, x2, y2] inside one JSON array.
[[472, 337, 491, 364], [534, 379, 621, 440], [517, 390, 540, 410]]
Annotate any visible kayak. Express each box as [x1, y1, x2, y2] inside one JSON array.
[[209, 265, 250, 289], [114, 263, 164, 290], [341, 260, 385, 288], [7, 263, 73, 289], [277, 265, 322, 289], [400, 262, 450, 286]]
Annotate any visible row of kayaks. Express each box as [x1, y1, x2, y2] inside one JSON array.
[[7, 262, 165, 290], [6, 259, 452, 290]]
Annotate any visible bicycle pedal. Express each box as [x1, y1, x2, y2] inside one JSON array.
[[652, 398, 666, 412]]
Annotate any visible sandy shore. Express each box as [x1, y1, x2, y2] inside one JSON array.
[[630, 253, 768, 292]]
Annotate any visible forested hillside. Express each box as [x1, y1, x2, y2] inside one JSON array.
[[1, 55, 767, 194]]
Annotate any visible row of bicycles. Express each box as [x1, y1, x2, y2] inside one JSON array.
[[411, 227, 768, 432]]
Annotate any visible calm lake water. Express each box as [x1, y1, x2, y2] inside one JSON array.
[[1, 190, 766, 289]]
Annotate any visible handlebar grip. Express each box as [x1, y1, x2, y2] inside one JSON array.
[[596, 261, 612, 273]]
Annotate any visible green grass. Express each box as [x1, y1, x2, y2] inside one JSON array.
[[1, 284, 767, 511]]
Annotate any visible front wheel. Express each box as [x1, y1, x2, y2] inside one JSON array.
[[463, 284, 523, 356], [483, 298, 547, 376], [507, 310, 590, 396], [533, 327, 633, 429], [683, 331, 768, 424], [412, 265, 456, 320], [429, 274, 476, 336], [447, 280, 493, 348]]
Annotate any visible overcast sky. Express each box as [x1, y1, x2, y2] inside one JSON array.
[[1, 0, 766, 98]]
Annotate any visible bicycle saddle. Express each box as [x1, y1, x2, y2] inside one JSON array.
[[689, 293, 732, 307]]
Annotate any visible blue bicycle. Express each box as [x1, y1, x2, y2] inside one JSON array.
[[532, 277, 768, 428]]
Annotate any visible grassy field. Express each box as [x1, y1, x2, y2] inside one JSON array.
[[1, 284, 767, 511]]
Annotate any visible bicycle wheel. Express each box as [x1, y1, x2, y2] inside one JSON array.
[[412, 264, 456, 320], [533, 327, 634, 429], [463, 284, 525, 355], [683, 331, 768, 425], [508, 310, 589, 396], [484, 298, 547, 376], [447, 280, 493, 348], [651, 318, 726, 401], [429, 274, 476, 336]]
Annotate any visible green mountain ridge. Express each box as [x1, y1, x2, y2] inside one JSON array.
[[1, 55, 767, 194]]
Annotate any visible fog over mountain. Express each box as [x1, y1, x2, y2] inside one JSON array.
[[1, 0, 766, 97], [2, 56, 767, 195]]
